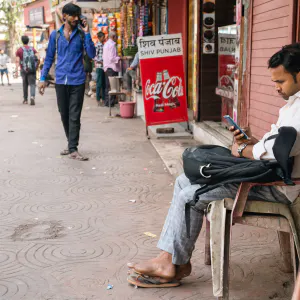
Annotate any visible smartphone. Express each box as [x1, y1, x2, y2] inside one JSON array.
[[223, 115, 250, 140], [79, 15, 87, 28]]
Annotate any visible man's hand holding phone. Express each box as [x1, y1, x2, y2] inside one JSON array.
[[80, 16, 89, 33], [230, 127, 253, 145]]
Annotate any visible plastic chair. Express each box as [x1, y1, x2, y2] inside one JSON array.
[[205, 181, 300, 299]]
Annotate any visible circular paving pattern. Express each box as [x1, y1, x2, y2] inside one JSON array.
[[0, 85, 294, 299], [10, 199, 104, 219]]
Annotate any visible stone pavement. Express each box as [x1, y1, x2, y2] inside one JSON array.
[[0, 82, 293, 299]]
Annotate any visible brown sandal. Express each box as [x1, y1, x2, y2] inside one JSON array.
[[69, 151, 89, 161], [60, 149, 70, 156], [127, 273, 180, 288]]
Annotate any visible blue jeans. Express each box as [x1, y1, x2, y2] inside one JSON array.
[[157, 173, 290, 265]]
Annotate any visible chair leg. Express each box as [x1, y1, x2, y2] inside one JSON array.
[[205, 217, 211, 266], [277, 231, 293, 273], [222, 211, 231, 300], [290, 234, 300, 282], [214, 211, 231, 300], [208, 200, 231, 299]]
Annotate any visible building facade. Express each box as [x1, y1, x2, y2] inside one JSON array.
[[167, 0, 300, 141]]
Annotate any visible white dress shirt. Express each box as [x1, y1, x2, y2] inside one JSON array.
[[253, 91, 300, 201]]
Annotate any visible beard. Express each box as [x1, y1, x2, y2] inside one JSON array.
[[68, 20, 78, 30]]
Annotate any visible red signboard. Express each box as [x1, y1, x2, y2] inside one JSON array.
[[138, 34, 188, 127]]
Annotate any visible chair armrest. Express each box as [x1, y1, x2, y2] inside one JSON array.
[[232, 179, 300, 220]]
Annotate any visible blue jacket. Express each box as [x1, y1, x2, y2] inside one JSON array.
[[41, 25, 96, 85]]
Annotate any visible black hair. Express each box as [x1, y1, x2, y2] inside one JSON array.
[[21, 36, 29, 45], [97, 32, 105, 39], [268, 43, 300, 83], [62, 3, 81, 16]]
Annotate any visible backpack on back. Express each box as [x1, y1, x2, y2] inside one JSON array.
[[21, 47, 36, 73]]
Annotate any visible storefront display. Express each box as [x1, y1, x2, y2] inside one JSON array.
[[91, 12, 122, 56], [120, 0, 162, 55]]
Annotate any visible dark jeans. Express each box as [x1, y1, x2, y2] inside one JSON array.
[[55, 84, 85, 153], [96, 68, 105, 101], [21, 71, 36, 100], [105, 68, 118, 107]]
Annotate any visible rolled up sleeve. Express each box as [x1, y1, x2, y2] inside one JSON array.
[[252, 141, 267, 160]]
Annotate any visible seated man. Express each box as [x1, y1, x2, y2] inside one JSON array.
[[127, 43, 300, 287], [124, 52, 139, 97]]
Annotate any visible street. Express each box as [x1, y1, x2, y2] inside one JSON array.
[[0, 82, 294, 300]]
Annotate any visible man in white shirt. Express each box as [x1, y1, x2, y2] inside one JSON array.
[[126, 43, 300, 287], [0, 49, 11, 86]]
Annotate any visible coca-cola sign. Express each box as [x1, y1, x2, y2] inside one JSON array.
[[138, 34, 188, 126]]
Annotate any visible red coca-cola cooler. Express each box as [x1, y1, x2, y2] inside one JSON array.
[[138, 34, 188, 127]]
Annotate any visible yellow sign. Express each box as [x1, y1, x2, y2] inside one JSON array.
[[52, 0, 59, 6]]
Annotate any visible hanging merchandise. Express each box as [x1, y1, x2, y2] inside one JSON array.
[[144, 1, 149, 36], [139, 5, 144, 37]]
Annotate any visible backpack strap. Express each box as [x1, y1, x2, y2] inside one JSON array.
[[77, 28, 87, 58], [55, 30, 61, 59]]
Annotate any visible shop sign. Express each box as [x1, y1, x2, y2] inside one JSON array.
[[218, 33, 236, 91], [29, 7, 45, 26], [138, 34, 188, 127]]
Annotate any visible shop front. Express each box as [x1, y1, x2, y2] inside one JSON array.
[[191, 0, 300, 146], [23, 0, 53, 58], [192, 0, 237, 123]]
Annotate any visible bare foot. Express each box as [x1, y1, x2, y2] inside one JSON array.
[[127, 251, 176, 280], [175, 262, 192, 280]]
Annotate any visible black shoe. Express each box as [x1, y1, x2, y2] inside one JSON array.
[[30, 97, 35, 106], [23, 99, 28, 104]]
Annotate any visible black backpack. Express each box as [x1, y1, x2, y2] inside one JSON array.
[[183, 126, 297, 237]]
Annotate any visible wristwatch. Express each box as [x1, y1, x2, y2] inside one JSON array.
[[237, 143, 248, 157]]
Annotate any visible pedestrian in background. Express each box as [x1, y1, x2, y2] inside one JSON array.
[[94, 31, 106, 106], [0, 49, 11, 86], [16, 36, 39, 105], [38, 3, 96, 161], [103, 31, 121, 107]]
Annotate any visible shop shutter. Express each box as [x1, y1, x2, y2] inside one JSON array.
[[249, 0, 294, 139]]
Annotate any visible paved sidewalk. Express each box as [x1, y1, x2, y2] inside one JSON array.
[[0, 83, 293, 299]]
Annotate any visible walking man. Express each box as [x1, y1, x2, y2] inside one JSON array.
[[38, 3, 96, 161], [127, 43, 300, 288], [0, 49, 11, 86], [103, 31, 121, 107], [16, 36, 39, 104], [94, 32, 106, 106]]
